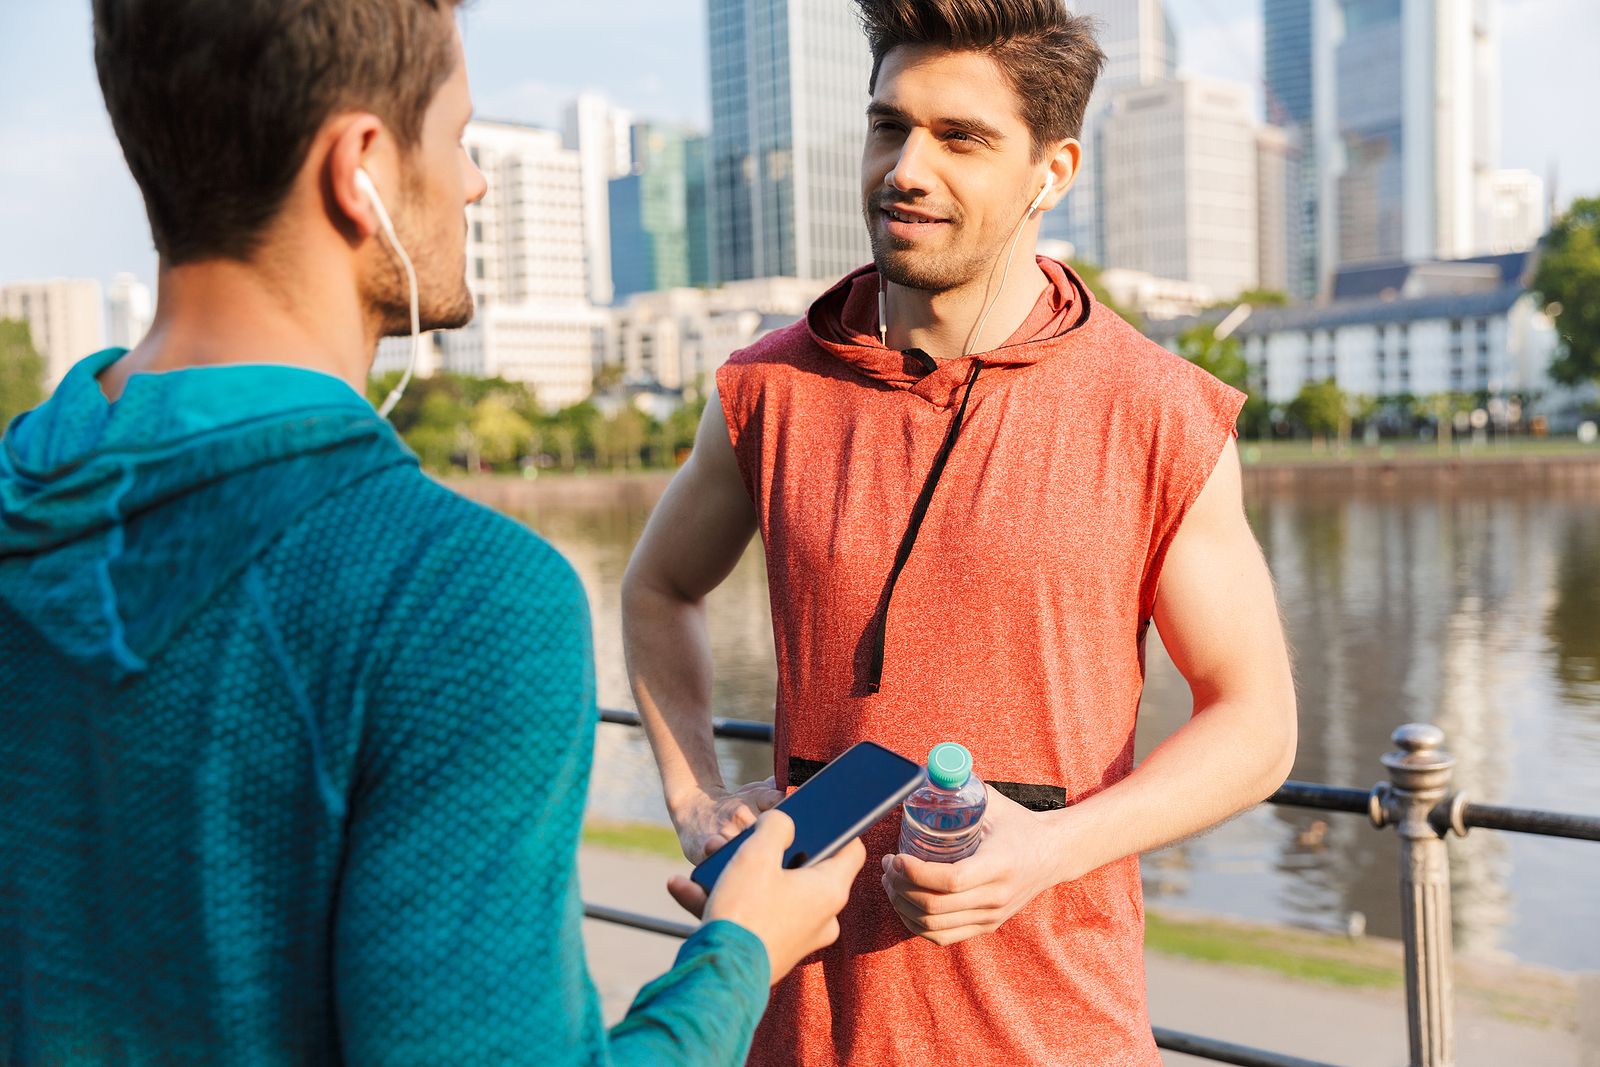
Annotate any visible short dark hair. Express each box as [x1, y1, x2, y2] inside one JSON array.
[[93, 0, 463, 265], [856, 0, 1105, 160]]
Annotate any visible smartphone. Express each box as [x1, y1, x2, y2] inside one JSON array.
[[690, 741, 924, 892]]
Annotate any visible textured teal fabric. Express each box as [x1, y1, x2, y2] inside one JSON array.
[[0, 350, 769, 1066]]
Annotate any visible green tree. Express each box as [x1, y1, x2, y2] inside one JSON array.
[[1287, 379, 1346, 441], [1178, 323, 1247, 389], [1233, 288, 1290, 308], [1533, 196, 1600, 385], [470, 394, 535, 469], [1069, 259, 1141, 327], [1177, 322, 1270, 437], [591, 403, 646, 470], [1410, 392, 1472, 454], [0, 319, 46, 429]]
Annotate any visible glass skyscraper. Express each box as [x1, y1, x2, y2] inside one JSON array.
[[1263, 0, 1317, 297], [707, 0, 873, 283], [1289, 0, 1499, 291], [610, 124, 699, 300], [1044, 0, 1177, 266]]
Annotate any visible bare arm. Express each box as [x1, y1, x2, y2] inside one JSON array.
[[882, 440, 1298, 943], [622, 388, 781, 863]]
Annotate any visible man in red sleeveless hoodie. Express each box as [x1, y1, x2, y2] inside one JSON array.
[[624, 0, 1298, 1063]]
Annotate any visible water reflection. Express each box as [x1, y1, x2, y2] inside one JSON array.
[[506, 480, 1600, 972]]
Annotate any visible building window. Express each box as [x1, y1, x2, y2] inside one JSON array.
[[473, 221, 483, 243], [475, 258, 485, 280]]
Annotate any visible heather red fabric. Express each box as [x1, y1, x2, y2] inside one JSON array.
[[717, 258, 1244, 1067]]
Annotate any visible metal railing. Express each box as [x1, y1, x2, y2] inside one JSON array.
[[589, 708, 1600, 1067]]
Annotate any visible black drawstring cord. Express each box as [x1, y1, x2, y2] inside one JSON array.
[[868, 359, 985, 694]]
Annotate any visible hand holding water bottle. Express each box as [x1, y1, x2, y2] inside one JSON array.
[[882, 743, 1072, 947]]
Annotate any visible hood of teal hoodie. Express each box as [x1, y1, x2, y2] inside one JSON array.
[[0, 348, 416, 683]]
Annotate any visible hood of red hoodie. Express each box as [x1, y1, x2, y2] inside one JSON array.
[[805, 256, 1095, 406]]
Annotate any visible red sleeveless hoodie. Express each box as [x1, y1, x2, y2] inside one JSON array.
[[717, 259, 1243, 1067]]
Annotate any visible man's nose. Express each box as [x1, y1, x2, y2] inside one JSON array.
[[885, 128, 938, 197]]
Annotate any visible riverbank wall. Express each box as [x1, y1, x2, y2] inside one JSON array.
[[446, 453, 1600, 511], [1242, 453, 1600, 497], [445, 471, 675, 512]]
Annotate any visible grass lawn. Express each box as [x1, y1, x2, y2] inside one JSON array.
[[1240, 437, 1600, 465], [582, 820, 687, 861]]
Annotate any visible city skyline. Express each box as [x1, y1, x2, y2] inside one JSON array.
[[0, 0, 1592, 299]]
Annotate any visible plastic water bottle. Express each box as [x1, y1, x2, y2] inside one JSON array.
[[898, 742, 987, 862]]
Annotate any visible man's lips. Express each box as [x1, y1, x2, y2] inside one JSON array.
[[880, 204, 951, 238]]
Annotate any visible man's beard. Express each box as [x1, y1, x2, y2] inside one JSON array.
[[369, 218, 475, 338], [864, 193, 1005, 293]]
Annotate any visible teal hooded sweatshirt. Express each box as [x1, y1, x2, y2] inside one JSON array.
[[0, 350, 768, 1066]]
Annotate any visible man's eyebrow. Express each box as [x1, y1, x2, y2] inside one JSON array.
[[865, 101, 1005, 142]]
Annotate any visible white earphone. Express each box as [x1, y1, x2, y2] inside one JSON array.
[[355, 167, 420, 419], [966, 178, 1053, 356]]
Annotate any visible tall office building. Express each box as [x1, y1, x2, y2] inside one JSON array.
[[1256, 125, 1301, 295], [0, 278, 104, 389], [610, 124, 711, 300], [107, 272, 153, 349], [1047, 0, 1177, 265], [1286, 0, 1500, 289], [563, 93, 634, 306], [685, 136, 712, 287], [374, 120, 603, 410], [1263, 0, 1317, 297], [706, 0, 872, 283], [1101, 79, 1260, 300]]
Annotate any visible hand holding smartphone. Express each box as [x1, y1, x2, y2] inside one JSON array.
[[689, 741, 924, 891]]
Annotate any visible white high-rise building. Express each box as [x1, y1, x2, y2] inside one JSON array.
[[707, 0, 873, 283], [1256, 125, 1300, 296], [107, 272, 153, 349], [1487, 170, 1545, 254], [1315, 0, 1500, 279], [1047, 0, 1177, 265], [1101, 78, 1260, 300], [373, 120, 604, 410], [563, 93, 634, 306], [605, 277, 830, 394], [0, 278, 105, 389]]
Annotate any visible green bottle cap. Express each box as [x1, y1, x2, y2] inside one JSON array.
[[927, 742, 973, 790]]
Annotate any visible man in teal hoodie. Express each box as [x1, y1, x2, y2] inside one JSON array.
[[0, 1, 864, 1064]]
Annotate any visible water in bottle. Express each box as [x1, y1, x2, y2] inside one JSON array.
[[898, 742, 987, 862]]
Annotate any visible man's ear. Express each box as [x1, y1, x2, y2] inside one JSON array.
[[322, 113, 392, 247], [1036, 138, 1082, 212]]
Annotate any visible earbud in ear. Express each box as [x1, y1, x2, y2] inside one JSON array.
[[1029, 182, 1051, 212], [353, 167, 395, 235]]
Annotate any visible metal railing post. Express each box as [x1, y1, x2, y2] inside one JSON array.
[[1373, 723, 1458, 1067]]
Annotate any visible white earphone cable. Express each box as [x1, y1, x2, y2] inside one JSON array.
[[966, 181, 1049, 358], [356, 168, 420, 419]]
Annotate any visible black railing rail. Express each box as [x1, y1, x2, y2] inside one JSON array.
[[590, 708, 1599, 1066], [597, 707, 1600, 842], [581, 904, 1342, 1067]]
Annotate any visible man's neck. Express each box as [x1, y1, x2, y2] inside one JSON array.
[[881, 245, 1050, 363], [97, 250, 376, 404]]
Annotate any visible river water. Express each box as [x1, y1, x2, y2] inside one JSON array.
[[504, 478, 1600, 973]]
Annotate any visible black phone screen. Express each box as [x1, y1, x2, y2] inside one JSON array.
[[689, 741, 924, 892]]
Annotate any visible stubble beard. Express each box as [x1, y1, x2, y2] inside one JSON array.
[[369, 206, 476, 339], [864, 196, 1005, 294]]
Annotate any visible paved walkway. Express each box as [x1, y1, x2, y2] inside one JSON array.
[[579, 844, 1580, 1066]]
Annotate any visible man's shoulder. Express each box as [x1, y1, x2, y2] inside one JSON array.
[[278, 464, 581, 608], [722, 318, 822, 372], [1067, 303, 1244, 413]]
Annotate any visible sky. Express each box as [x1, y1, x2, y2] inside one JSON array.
[[1, 0, 1595, 299]]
